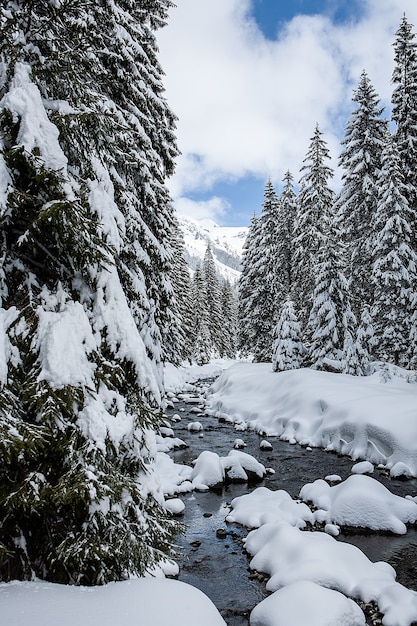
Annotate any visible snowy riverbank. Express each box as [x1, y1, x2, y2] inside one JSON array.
[[206, 362, 417, 478]]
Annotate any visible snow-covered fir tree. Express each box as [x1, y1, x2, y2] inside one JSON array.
[[0, 0, 180, 585], [238, 213, 264, 358], [335, 71, 387, 315], [370, 136, 417, 367], [307, 215, 355, 371], [391, 15, 417, 229], [166, 220, 194, 364], [202, 245, 224, 357], [220, 279, 238, 359], [248, 179, 281, 361], [191, 262, 212, 365], [271, 298, 305, 372], [275, 171, 298, 305], [293, 124, 335, 326]]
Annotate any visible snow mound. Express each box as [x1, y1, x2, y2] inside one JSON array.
[[191, 450, 224, 490], [221, 450, 266, 483], [249, 580, 365, 626], [0, 578, 226, 626], [351, 460, 374, 474], [300, 474, 417, 534], [226, 486, 314, 529], [191, 450, 265, 489]]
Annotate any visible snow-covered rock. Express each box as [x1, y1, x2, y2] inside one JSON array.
[[300, 474, 417, 534], [249, 580, 365, 626], [226, 487, 314, 529]]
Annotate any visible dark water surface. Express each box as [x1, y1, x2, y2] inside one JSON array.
[[166, 380, 417, 624]]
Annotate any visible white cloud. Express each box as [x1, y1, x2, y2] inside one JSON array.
[[157, 0, 417, 216], [174, 196, 230, 222]]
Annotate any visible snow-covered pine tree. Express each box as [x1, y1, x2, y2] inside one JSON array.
[[335, 71, 387, 315], [342, 327, 369, 376], [370, 136, 417, 367], [240, 179, 281, 362], [307, 212, 354, 371], [0, 1, 179, 585], [220, 278, 238, 359], [191, 262, 212, 365], [391, 15, 417, 230], [238, 213, 264, 358], [202, 245, 224, 357], [276, 171, 298, 303], [271, 298, 305, 372], [165, 219, 194, 364], [293, 124, 335, 326]]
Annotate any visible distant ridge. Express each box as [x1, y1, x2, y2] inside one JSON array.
[[177, 213, 248, 284]]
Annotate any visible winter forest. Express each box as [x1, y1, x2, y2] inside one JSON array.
[[240, 14, 417, 375], [2, 1, 417, 625]]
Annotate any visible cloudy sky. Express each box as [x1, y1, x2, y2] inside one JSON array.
[[156, 0, 417, 226]]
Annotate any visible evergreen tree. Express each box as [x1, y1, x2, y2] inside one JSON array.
[[249, 179, 281, 361], [335, 71, 387, 314], [166, 220, 194, 364], [307, 218, 354, 371], [370, 136, 417, 367], [238, 213, 264, 358], [220, 279, 238, 359], [0, 1, 179, 585], [191, 263, 212, 365], [271, 298, 305, 372], [275, 171, 298, 305], [202, 245, 223, 357], [391, 15, 417, 224], [342, 328, 369, 376], [294, 124, 335, 326], [238, 178, 282, 363]]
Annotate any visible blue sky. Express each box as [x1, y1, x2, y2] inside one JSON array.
[[157, 0, 417, 227]]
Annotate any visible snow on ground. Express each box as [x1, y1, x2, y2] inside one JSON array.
[[6, 361, 417, 626], [164, 359, 234, 395], [244, 522, 417, 626], [250, 580, 366, 626], [300, 474, 417, 534], [226, 486, 315, 529], [206, 362, 417, 477], [0, 578, 226, 626]]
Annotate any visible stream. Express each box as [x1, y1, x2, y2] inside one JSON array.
[[165, 378, 417, 625]]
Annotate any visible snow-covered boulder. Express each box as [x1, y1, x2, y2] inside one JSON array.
[[249, 580, 365, 626], [191, 451, 224, 491], [226, 487, 314, 529], [221, 450, 266, 483], [351, 461, 374, 474], [300, 474, 417, 534], [188, 421, 203, 432], [260, 440, 273, 451]]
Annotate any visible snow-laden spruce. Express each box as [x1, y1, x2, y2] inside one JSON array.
[[0, 0, 185, 585]]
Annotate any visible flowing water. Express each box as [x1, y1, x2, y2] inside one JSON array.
[[166, 379, 417, 625]]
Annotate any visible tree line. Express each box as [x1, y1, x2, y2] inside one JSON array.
[[239, 15, 417, 376]]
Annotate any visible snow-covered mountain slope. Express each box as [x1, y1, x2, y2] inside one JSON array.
[[177, 213, 248, 284]]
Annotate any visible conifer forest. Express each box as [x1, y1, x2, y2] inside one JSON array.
[[1, 0, 417, 606]]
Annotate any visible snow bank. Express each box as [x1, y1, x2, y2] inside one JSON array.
[[300, 474, 417, 534], [0, 578, 226, 626], [250, 580, 365, 626], [164, 361, 228, 394], [207, 363, 417, 476], [245, 523, 417, 625]]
